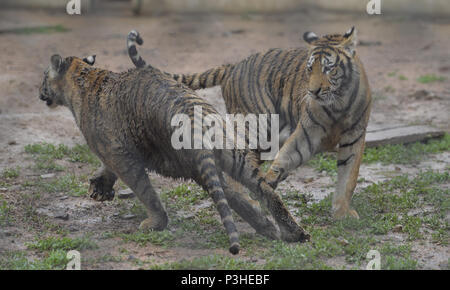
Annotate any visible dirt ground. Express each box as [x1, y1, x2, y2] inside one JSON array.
[[0, 6, 449, 269]]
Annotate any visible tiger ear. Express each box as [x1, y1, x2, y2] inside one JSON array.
[[303, 31, 318, 45], [83, 55, 96, 66], [50, 54, 64, 73], [341, 27, 357, 56]]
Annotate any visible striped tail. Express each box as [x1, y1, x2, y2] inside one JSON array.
[[126, 30, 232, 90], [198, 152, 240, 254], [127, 30, 146, 68], [171, 64, 233, 90]]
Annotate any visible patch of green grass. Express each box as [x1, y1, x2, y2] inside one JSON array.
[[417, 74, 446, 84], [398, 75, 408, 81], [27, 236, 98, 252], [0, 25, 69, 35], [308, 134, 450, 175], [383, 255, 418, 270], [161, 183, 209, 210], [34, 174, 89, 196], [363, 134, 450, 164], [1, 167, 20, 179], [24, 143, 100, 172], [353, 170, 449, 240], [0, 196, 13, 226], [120, 230, 175, 247], [0, 250, 69, 270], [150, 254, 258, 270], [308, 153, 337, 176], [387, 71, 396, 77]]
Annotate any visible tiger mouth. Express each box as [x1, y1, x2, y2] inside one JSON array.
[[39, 94, 53, 106]]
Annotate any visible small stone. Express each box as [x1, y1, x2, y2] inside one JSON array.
[[40, 173, 55, 179], [392, 224, 403, 233], [0, 188, 7, 192], [60, 196, 69, 200], [121, 214, 136, 220], [54, 211, 69, 220], [302, 177, 314, 183], [0, 229, 13, 237], [8, 140, 17, 146], [336, 237, 349, 246], [117, 188, 134, 199]]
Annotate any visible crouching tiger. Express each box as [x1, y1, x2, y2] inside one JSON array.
[[38, 53, 309, 254], [128, 28, 372, 219]]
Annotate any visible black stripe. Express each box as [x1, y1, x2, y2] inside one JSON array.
[[340, 132, 364, 148], [321, 105, 337, 123], [337, 154, 355, 167], [251, 168, 259, 179], [342, 100, 371, 134], [294, 139, 304, 165], [306, 105, 326, 133], [301, 122, 313, 155], [212, 68, 220, 86]]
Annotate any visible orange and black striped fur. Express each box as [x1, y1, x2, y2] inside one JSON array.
[[38, 54, 309, 254], [128, 28, 371, 219]]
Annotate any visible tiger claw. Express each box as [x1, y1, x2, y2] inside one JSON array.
[[90, 189, 115, 201], [88, 177, 115, 201]]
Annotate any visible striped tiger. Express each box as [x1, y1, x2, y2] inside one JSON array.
[[38, 52, 309, 254], [128, 27, 372, 219]]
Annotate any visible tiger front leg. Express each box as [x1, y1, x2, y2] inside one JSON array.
[[89, 164, 117, 201], [265, 124, 317, 189], [332, 130, 366, 219]]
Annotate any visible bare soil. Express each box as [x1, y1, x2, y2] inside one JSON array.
[[0, 7, 449, 269]]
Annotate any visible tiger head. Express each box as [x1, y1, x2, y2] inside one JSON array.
[[303, 27, 357, 105], [39, 54, 96, 108]]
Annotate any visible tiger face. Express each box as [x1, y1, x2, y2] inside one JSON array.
[[39, 54, 95, 108], [303, 27, 357, 105]]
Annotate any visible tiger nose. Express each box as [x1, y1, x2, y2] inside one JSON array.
[[309, 87, 321, 95]]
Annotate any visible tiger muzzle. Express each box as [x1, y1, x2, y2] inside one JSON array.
[[39, 94, 53, 106]]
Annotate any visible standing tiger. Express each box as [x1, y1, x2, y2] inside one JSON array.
[[128, 27, 371, 219], [38, 53, 309, 254]]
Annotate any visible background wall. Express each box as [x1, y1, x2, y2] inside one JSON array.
[[1, 0, 450, 16]]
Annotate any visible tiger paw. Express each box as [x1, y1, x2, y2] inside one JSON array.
[[279, 224, 310, 243], [139, 214, 168, 231], [332, 206, 360, 219], [265, 169, 281, 189], [89, 176, 115, 201]]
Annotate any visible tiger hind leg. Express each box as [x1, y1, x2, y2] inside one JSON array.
[[219, 172, 280, 240]]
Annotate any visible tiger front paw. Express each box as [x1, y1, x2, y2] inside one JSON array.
[[265, 168, 284, 189], [332, 205, 360, 219], [89, 176, 115, 201]]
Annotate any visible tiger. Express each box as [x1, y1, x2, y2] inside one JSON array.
[[38, 53, 309, 254], [127, 27, 371, 219]]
